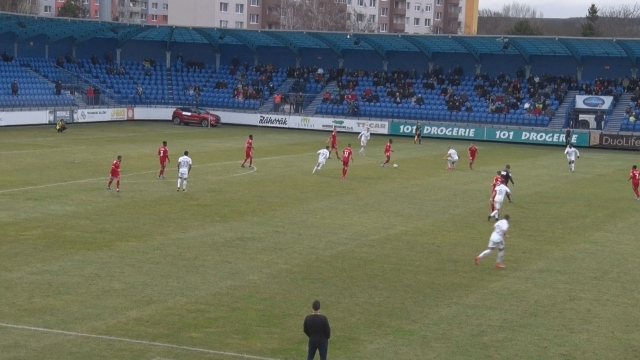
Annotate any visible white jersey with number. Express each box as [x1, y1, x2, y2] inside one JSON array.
[[493, 184, 511, 203], [489, 219, 509, 246], [317, 149, 330, 164], [564, 147, 580, 161], [358, 131, 371, 145], [178, 155, 192, 177], [447, 149, 459, 161]]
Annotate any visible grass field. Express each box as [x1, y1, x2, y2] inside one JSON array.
[[1, 121, 639, 360]]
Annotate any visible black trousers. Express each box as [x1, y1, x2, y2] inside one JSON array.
[[307, 339, 328, 360]]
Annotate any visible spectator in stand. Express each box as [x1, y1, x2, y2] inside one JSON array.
[[176, 53, 184, 62], [322, 91, 331, 103], [104, 51, 112, 65], [595, 112, 604, 130], [55, 80, 62, 96], [91, 54, 99, 65], [465, 102, 473, 113], [630, 113, 637, 123], [87, 87, 94, 105], [56, 56, 64, 68], [274, 92, 282, 112], [136, 84, 144, 102], [93, 87, 101, 104], [11, 80, 18, 96], [2, 51, 13, 62]]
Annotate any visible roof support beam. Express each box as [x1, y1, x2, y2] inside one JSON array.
[[262, 31, 299, 57], [358, 35, 387, 60], [504, 39, 530, 65], [166, 27, 174, 51], [450, 37, 481, 62], [192, 28, 220, 53], [614, 40, 638, 68], [401, 36, 433, 61], [557, 38, 583, 66], [307, 32, 342, 58]]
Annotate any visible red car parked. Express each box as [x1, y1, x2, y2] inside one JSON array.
[[172, 107, 221, 127]]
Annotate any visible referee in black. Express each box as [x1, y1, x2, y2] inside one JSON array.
[[500, 165, 514, 202], [414, 122, 422, 144], [303, 300, 331, 360]]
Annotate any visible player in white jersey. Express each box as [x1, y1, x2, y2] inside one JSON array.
[[443, 147, 459, 169], [564, 144, 580, 172], [177, 150, 192, 192], [312, 146, 331, 174], [476, 215, 509, 268], [357, 128, 371, 155], [488, 182, 511, 221]]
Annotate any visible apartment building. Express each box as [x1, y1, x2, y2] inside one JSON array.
[[39, 0, 169, 24]]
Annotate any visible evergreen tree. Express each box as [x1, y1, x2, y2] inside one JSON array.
[[507, 19, 543, 36], [57, 0, 88, 18], [581, 3, 602, 37]]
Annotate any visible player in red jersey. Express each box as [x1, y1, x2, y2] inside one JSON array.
[[468, 142, 478, 170], [326, 127, 340, 160], [341, 144, 353, 179], [629, 165, 640, 200], [107, 155, 122, 192], [381, 139, 393, 167], [490, 171, 502, 212], [158, 141, 170, 179], [241, 134, 254, 168]]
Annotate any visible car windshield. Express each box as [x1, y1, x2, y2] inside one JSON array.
[[195, 108, 209, 114]]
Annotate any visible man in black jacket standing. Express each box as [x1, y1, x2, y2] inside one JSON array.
[[500, 165, 514, 203], [304, 300, 331, 360]]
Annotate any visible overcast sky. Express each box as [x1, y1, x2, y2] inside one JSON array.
[[479, 0, 635, 19]]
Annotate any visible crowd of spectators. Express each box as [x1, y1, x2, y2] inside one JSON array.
[[2, 51, 14, 62]]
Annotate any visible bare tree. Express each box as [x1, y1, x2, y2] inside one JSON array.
[[346, 8, 378, 33], [598, 4, 640, 38], [269, 0, 346, 31], [0, 0, 40, 15], [478, 1, 543, 35]]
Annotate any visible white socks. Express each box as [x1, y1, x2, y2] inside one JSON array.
[[478, 249, 492, 258], [312, 166, 317, 174], [490, 210, 499, 218], [177, 178, 181, 188], [177, 178, 187, 190], [359, 147, 364, 155], [496, 249, 505, 263]]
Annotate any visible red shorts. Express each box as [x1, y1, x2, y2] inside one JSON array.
[[342, 160, 350, 167], [470, 156, 476, 162], [384, 152, 390, 158], [110, 171, 120, 179], [633, 182, 639, 190], [331, 142, 337, 149], [159, 158, 167, 167], [245, 149, 253, 158]]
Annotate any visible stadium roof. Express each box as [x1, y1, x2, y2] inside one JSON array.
[[1, 12, 640, 66]]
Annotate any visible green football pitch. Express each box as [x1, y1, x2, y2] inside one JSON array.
[[1, 122, 639, 360]]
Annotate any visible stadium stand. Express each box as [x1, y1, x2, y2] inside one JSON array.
[[2, 13, 640, 131]]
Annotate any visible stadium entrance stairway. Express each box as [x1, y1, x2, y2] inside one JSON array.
[[605, 92, 633, 131], [166, 69, 174, 104], [258, 78, 296, 113], [548, 90, 579, 129], [302, 81, 336, 116]]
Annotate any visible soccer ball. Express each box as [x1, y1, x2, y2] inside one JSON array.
[[393, 164, 398, 168]]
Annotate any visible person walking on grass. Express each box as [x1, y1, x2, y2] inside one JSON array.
[[304, 300, 331, 360]]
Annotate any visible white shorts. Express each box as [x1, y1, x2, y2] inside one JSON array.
[[493, 200, 503, 210], [448, 156, 458, 163], [361, 140, 367, 146], [488, 235, 505, 249], [316, 160, 325, 169], [179, 170, 189, 179], [567, 157, 575, 163]]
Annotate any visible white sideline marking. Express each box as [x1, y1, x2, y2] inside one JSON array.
[[0, 153, 312, 194], [0, 323, 280, 360]]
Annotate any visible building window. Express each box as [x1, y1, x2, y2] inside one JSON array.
[[357, 0, 364, 6], [380, 23, 387, 32], [250, 14, 259, 23], [405, 1, 410, 10], [404, 16, 409, 25], [369, 14, 376, 22], [220, 20, 228, 28], [44, 5, 52, 13], [95, 0, 99, 4], [235, 21, 244, 28], [141, 2, 147, 8], [424, 4, 431, 11], [163, 15, 168, 21], [435, 12, 441, 19], [236, 3, 244, 13], [220, 2, 228, 12], [369, 0, 376, 7], [94, 10, 98, 17], [82, 0, 88, 4], [414, 2, 420, 10], [163, 3, 168, 10], [424, 18, 431, 26], [414, 17, 420, 26], [151, 2, 157, 9], [381, 7, 388, 16], [436, 0, 441, 5], [347, 0, 351, 5], [356, 13, 365, 22], [250, 0, 259, 6], [151, 14, 157, 21], [58, 0, 63, 2]]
